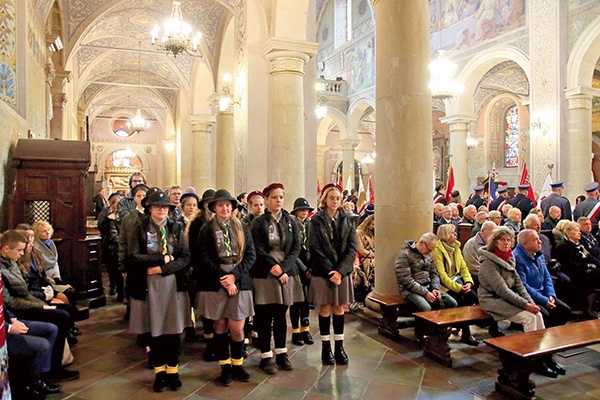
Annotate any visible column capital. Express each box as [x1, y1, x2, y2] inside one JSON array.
[[438, 114, 477, 125], [264, 38, 320, 76], [190, 114, 216, 131], [52, 93, 68, 110], [339, 139, 361, 150], [564, 86, 600, 99]]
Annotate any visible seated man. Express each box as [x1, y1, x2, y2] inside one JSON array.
[[463, 221, 497, 287], [471, 211, 489, 236], [459, 205, 477, 225], [433, 203, 444, 222], [542, 206, 561, 231], [394, 232, 457, 312], [578, 216, 600, 259], [514, 229, 572, 328], [437, 206, 457, 227], [0, 230, 79, 383]]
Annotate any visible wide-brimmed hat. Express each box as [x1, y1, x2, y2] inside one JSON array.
[[291, 197, 314, 215], [144, 189, 175, 214], [141, 187, 161, 208], [199, 189, 216, 208], [208, 189, 238, 213]]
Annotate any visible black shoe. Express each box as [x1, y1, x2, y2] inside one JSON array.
[[488, 327, 505, 338], [219, 365, 234, 386], [334, 341, 349, 365], [460, 334, 480, 347], [66, 331, 78, 346], [204, 340, 218, 362], [546, 358, 566, 375], [301, 331, 314, 345], [33, 380, 61, 394], [153, 371, 167, 392], [184, 327, 200, 343], [232, 365, 251, 382], [147, 352, 154, 369], [275, 353, 293, 370], [26, 385, 47, 400], [533, 361, 559, 378], [70, 325, 82, 336], [166, 373, 182, 391], [259, 358, 278, 375], [47, 368, 80, 382], [292, 332, 305, 346], [321, 342, 335, 365]]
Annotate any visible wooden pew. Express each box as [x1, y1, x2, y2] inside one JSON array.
[[412, 305, 492, 367], [367, 292, 415, 341], [457, 223, 473, 248], [484, 319, 600, 399]]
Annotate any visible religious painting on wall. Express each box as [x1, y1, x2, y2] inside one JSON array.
[[344, 36, 375, 95], [429, 0, 526, 55], [0, 0, 17, 107]]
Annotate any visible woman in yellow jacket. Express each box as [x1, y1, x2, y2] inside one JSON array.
[[433, 224, 479, 346]]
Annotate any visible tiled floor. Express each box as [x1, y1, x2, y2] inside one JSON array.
[[48, 296, 600, 400]]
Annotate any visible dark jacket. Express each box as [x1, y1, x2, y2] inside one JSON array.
[[125, 215, 191, 300], [98, 209, 120, 265], [194, 220, 256, 292], [554, 237, 600, 282], [510, 193, 535, 217], [394, 241, 440, 299], [117, 209, 144, 272], [19, 253, 53, 302], [0, 256, 46, 310], [541, 216, 558, 231], [466, 194, 485, 209], [250, 209, 301, 278], [307, 209, 357, 278]]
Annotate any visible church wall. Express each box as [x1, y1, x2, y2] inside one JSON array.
[[25, 0, 49, 137]]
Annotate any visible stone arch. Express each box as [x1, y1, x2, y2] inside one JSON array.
[[317, 107, 347, 146], [567, 13, 600, 89], [450, 45, 530, 116], [347, 97, 375, 141], [96, 142, 152, 178]]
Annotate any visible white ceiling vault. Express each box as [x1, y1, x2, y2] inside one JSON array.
[[37, 0, 235, 129]]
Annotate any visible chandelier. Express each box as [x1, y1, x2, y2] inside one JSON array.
[[151, 1, 202, 58], [127, 42, 150, 134], [429, 50, 463, 100]]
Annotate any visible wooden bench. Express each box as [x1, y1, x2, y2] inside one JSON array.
[[484, 319, 600, 399], [367, 292, 415, 341], [413, 305, 493, 367]]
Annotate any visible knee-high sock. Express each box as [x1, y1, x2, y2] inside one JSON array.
[[332, 314, 344, 341], [230, 338, 244, 366], [319, 314, 331, 341], [289, 303, 301, 330], [214, 333, 230, 365], [273, 305, 288, 350]]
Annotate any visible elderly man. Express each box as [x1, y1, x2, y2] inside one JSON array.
[[433, 203, 444, 222], [459, 204, 477, 225], [394, 233, 457, 313], [471, 211, 490, 236], [541, 205, 561, 230], [514, 229, 571, 329], [541, 181, 572, 221], [463, 221, 496, 283], [578, 216, 600, 259], [437, 206, 457, 227]]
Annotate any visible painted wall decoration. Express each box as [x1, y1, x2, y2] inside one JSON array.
[[0, 0, 17, 107], [429, 0, 526, 55], [27, 0, 46, 69], [344, 36, 374, 95]]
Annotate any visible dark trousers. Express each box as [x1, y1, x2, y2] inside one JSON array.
[[539, 297, 572, 327], [254, 304, 288, 353], [12, 307, 71, 371], [150, 334, 181, 367]]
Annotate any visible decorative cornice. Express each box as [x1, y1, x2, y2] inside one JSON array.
[[190, 114, 216, 131]]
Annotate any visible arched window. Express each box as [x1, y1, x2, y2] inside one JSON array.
[[504, 105, 519, 168]]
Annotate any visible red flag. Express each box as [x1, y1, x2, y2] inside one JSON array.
[[317, 179, 322, 197], [368, 176, 375, 204], [445, 164, 455, 202], [337, 173, 343, 189], [520, 162, 536, 202]]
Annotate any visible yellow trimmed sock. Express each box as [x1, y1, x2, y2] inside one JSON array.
[[219, 358, 232, 366], [166, 365, 178, 374], [154, 365, 167, 374], [292, 328, 300, 334], [231, 358, 243, 366], [205, 333, 214, 339], [300, 326, 310, 332]]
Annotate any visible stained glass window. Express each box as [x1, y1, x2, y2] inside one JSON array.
[[504, 105, 519, 168]]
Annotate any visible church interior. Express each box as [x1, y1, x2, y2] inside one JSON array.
[[1, 0, 600, 399]]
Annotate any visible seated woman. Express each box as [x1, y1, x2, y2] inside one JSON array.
[[504, 208, 522, 234], [32, 221, 75, 301], [432, 224, 479, 346], [553, 221, 600, 318], [478, 227, 564, 378], [354, 215, 375, 306]]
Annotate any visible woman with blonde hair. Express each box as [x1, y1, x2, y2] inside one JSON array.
[[504, 208, 522, 233], [433, 224, 479, 345], [309, 183, 357, 365]]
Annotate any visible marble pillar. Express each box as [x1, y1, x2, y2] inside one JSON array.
[[50, 71, 71, 139], [190, 115, 215, 191], [341, 139, 360, 191], [264, 38, 320, 203], [440, 115, 475, 196], [317, 145, 327, 187], [163, 144, 177, 186], [565, 91, 593, 200], [216, 110, 235, 191], [372, 0, 432, 297]]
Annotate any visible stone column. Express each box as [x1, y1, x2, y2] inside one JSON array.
[[440, 115, 475, 196], [77, 107, 86, 141], [565, 90, 593, 200], [190, 115, 216, 191], [316, 145, 327, 188], [372, 0, 432, 297], [215, 110, 235, 191], [264, 38, 320, 203], [340, 139, 360, 191], [163, 142, 177, 186], [50, 71, 71, 139]]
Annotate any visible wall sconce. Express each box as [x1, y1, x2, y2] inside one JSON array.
[[218, 73, 239, 112], [466, 132, 478, 149], [164, 129, 176, 152]]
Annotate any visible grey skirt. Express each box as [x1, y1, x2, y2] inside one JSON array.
[[309, 275, 354, 306], [197, 289, 254, 321], [253, 274, 305, 305], [129, 274, 191, 336]]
